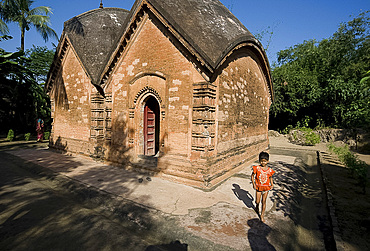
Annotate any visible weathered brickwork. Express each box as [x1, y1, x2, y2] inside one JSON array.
[[106, 15, 202, 167], [50, 47, 93, 154], [47, 2, 273, 190], [217, 51, 271, 152]]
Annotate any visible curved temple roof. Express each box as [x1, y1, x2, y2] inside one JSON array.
[[47, 0, 271, 98], [146, 0, 261, 68], [62, 7, 130, 85]]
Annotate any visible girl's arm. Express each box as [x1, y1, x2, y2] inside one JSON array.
[[270, 176, 274, 189], [251, 172, 256, 189]]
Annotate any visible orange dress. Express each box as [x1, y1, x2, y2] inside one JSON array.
[[252, 165, 275, 191]]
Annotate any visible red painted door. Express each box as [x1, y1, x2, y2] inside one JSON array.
[[144, 105, 155, 155]]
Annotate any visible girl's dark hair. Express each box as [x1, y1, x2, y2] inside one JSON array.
[[259, 151, 269, 161]]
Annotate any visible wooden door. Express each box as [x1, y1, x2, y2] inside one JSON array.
[[144, 105, 155, 155]]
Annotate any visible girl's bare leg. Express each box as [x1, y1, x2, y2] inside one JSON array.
[[255, 191, 261, 216], [260, 191, 269, 222]]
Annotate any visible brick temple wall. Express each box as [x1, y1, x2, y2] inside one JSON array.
[[202, 50, 271, 187], [50, 46, 94, 154], [217, 50, 271, 152], [106, 14, 204, 169], [49, 13, 271, 189]]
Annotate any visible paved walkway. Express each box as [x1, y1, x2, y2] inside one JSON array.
[[2, 137, 338, 250], [7, 146, 285, 216]]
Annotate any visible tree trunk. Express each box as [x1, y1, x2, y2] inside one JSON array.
[[21, 27, 25, 51]]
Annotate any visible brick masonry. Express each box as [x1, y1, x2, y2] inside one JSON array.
[[49, 10, 272, 189]]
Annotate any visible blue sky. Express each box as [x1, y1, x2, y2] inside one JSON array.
[[1, 0, 369, 64]]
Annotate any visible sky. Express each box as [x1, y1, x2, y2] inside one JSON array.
[[1, 0, 369, 64]]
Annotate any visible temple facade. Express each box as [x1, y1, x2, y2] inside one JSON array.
[[46, 0, 273, 189]]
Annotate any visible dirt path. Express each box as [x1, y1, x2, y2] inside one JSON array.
[[320, 151, 370, 250], [0, 151, 155, 250], [177, 147, 335, 250], [267, 148, 335, 250], [2, 137, 367, 250], [270, 135, 370, 250]]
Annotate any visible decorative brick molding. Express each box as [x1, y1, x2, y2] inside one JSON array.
[[133, 86, 162, 105], [90, 92, 112, 141], [192, 82, 216, 152]]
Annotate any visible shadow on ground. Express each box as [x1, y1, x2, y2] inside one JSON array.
[[0, 144, 232, 250], [247, 219, 276, 251], [145, 240, 188, 251], [319, 150, 370, 250], [232, 184, 255, 210], [267, 148, 336, 250], [0, 151, 154, 250]]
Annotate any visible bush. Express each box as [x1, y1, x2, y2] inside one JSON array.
[[288, 127, 321, 146], [24, 133, 31, 141], [44, 132, 50, 140], [282, 125, 294, 134], [304, 130, 321, 146], [328, 143, 368, 193], [7, 129, 14, 142]]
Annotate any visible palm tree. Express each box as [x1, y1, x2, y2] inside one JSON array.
[[0, 0, 58, 51], [0, 19, 9, 35]]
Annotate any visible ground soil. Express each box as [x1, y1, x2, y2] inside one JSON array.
[[320, 151, 370, 250], [271, 134, 370, 250], [1, 135, 369, 250]]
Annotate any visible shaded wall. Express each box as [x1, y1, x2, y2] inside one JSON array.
[[50, 47, 93, 153]]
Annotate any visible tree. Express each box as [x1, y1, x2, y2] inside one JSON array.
[[24, 45, 54, 130], [0, 0, 58, 51], [0, 37, 52, 134], [0, 46, 33, 133], [254, 23, 279, 60], [25, 45, 55, 83], [270, 11, 370, 132], [0, 18, 9, 34]]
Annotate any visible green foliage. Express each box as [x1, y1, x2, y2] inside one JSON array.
[[0, 0, 58, 51], [24, 132, 30, 141], [328, 143, 350, 159], [0, 35, 12, 41], [305, 131, 320, 146], [0, 18, 9, 35], [281, 125, 294, 134], [360, 70, 370, 87], [302, 128, 321, 146], [7, 129, 14, 141], [44, 131, 50, 140], [323, 78, 369, 129], [25, 46, 55, 83], [25, 46, 55, 129], [270, 11, 370, 131], [328, 143, 369, 193], [0, 44, 52, 133], [289, 127, 321, 146]]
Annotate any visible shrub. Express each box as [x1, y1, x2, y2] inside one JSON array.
[[24, 133, 31, 141], [304, 130, 321, 146], [282, 125, 294, 134], [44, 132, 50, 140], [7, 129, 14, 142], [328, 143, 349, 160], [328, 143, 368, 193], [288, 127, 321, 146]]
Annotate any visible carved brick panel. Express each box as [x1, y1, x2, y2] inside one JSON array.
[[192, 82, 216, 151], [90, 92, 112, 141]]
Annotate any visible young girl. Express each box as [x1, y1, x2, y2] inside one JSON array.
[[251, 151, 275, 222]]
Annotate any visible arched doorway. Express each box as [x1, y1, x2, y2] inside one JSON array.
[[143, 96, 160, 156]]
